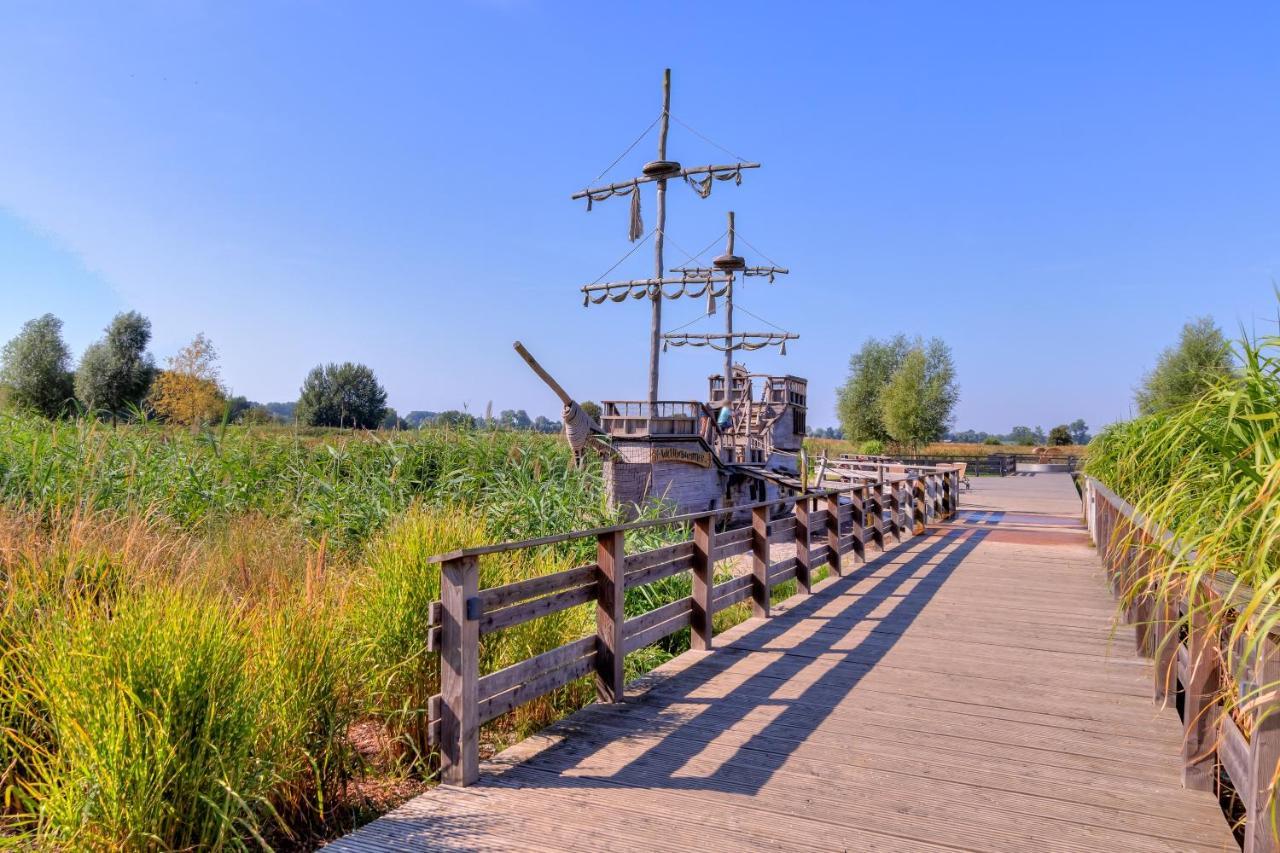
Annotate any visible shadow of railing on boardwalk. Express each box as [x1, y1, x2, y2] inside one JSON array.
[[484, 526, 987, 796]]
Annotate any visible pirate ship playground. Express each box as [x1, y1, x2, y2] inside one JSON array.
[[516, 69, 812, 519]]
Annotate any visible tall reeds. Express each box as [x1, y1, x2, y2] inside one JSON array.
[[1087, 322, 1280, 802], [0, 421, 700, 848]]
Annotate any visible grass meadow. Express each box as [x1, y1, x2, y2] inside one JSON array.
[[1085, 326, 1279, 745], [0, 418, 780, 849]]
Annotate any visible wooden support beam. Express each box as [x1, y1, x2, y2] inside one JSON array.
[[794, 498, 813, 593], [1152, 578, 1178, 706], [691, 515, 714, 650], [1182, 599, 1221, 792], [868, 484, 885, 552], [887, 483, 902, 544], [849, 487, 866, 563], [570, 161, 762, 200], [440, 555, 479, 786], [595, 530, 626, 703], [750, 505, 770, 618], [825, 494, 842, 577], [1246, 636, 1280, 853], [911, 477, 926, 536]]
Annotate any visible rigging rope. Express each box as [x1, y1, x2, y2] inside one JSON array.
[[670, 115, 750, 163], [588, 230, 653, 286], [588, 112, 663, 185], [734, 232, 784, 270]]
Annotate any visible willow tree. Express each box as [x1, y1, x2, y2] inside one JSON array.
[[75, 311, 156, 423], [0, 314, 75, 418], [1135, 316, 1234, 415], [839, 334, 958, 447]]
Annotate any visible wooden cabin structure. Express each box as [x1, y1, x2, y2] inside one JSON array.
[[599, 367, 809, 518]]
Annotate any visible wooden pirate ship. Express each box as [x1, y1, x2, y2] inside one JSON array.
[[519, 69, 807, 518]]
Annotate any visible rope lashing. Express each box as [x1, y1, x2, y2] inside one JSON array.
[[561, 401, 597, 454]]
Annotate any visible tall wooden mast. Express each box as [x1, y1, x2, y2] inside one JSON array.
[[572, 69, 758, 404], [667, 213, 794, 406], [649, 69, 671, 406], [723, 211, 736, 403]]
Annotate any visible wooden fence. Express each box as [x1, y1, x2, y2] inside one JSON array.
[[1085, 476, 1279, 852], [837, 453, 1019, 477], [424, 467, 961, 786]]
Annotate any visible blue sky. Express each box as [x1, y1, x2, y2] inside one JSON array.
[[1, 2, 1276, 433]]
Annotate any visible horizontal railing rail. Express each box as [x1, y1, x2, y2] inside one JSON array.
[[428, 466, 961, 785], [1084, 476, 1279, 852]]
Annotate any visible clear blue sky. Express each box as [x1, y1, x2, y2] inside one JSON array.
[[1, 2, 1276, 433]]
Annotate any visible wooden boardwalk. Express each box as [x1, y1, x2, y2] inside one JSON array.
[[331, 474, 1235, 852]]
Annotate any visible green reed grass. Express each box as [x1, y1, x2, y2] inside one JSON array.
[[0, 419, 708, 848], [1087, 321, 1280, 829]]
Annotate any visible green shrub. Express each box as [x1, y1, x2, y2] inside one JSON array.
[[858, 439, 885, 456]]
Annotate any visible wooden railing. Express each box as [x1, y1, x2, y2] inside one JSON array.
[[836, 453, 1019, 477], [1084, 477, 1279, 851], [426, 467, 961, 786]]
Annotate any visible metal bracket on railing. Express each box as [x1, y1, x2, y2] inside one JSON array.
[[465, 596, 482, 621]]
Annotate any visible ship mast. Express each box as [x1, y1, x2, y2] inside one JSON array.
[[572, 68, 759, 404], [667, 211, 795, 410], [649, 70, 670, 406]]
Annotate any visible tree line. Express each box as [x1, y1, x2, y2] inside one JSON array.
[[0, 311, 568, 431]]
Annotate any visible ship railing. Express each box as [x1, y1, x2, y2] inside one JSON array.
[[600, 400, 718, 440]]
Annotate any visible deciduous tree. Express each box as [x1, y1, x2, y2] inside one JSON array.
[[1049, 424, 1072, 445], [1135, 316, 1234, 415], [296, 362, 387, 429], [75, 311, 156, 423], [0, 314, 75, 418], [836, 335, 911, 443], [149, 333, 225, 427]]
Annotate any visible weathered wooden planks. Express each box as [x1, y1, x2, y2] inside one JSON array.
[[334, 475, 1233, 852]]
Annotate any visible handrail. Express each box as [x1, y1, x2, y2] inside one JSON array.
[[1083, 476, 1280, 848], [426, 464, 959, 563], [432, 467, 961, 786]]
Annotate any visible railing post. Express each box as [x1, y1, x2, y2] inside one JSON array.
[[911, 477, 926, 535], [886, 482, 902, 544], [1182, 596, 1221, 791], [850, 486, 866, 563], [1245, 636, 1280, 853], [691, 515, 714, 650], [869, 483, 885, 552], [440, 555, 479, 786], [794, 497, 813, 593], [1152, 567, 1177, 706], [595, 530, 626, 703], [751, 504, 770, 618], [825, 493, 842, 577]]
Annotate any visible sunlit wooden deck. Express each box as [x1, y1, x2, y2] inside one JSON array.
[[330, 474, 1235, 852]]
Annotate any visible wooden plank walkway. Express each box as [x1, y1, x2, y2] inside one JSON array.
[[330, 474, 1235, 852]]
